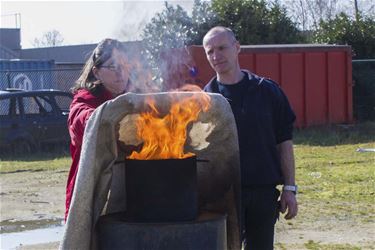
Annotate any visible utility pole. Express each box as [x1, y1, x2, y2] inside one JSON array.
[[1, 13, 21, 28]]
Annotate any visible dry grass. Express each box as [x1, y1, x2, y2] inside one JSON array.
[[275, 122, 375, 249]]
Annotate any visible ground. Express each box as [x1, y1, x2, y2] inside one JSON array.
[[1, 168, 374, 249]]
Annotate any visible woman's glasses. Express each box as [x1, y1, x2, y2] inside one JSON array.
[[97, 50, 130, 73], [100, 61, 129, 72]]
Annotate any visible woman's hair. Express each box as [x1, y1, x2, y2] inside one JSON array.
[[72, 38, 126, 94]]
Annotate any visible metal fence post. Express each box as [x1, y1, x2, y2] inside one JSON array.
[[6, 71, 11, 88]]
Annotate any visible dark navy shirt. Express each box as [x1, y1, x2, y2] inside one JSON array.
[[204, 71, 296, 186]]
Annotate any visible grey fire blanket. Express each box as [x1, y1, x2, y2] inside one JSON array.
[[60, 92, 241, 250]]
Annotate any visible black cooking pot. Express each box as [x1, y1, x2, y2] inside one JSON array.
[[124, 155, 198, 222]]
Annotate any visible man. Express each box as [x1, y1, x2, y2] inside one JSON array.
[[203, 26, 298, 249]]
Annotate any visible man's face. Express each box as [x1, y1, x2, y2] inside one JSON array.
[[203, 31, 240, 75]]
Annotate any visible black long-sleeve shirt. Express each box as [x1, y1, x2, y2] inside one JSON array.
[[204, 71, 296, 186]]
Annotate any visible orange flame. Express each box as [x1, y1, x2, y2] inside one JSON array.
[[128, 92, 211, 160]]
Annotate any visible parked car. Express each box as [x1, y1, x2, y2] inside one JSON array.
[[0, 88, 73, 154]]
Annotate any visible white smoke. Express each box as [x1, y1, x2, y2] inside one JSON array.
[[113, 0, 197, 93], [115, 0, 194, 41]]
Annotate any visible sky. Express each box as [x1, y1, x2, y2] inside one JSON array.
[[1, 0, 194, 49]]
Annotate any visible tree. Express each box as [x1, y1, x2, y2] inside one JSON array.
[[141, 0, 303, 86], [279, 0, 375, 32], [280, 0, 339, 31], [141, 1, 218, 87], [32, 29, 64, 48], [141, 2, 193, 88], [314, 12, 375, 59], [211, 0, 303, 44], [189, 0, 219, 44]]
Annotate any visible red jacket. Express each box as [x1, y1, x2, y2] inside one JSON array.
[[65, 88, 113, 220]]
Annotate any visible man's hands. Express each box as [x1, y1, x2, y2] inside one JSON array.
[[279, 190, 298, 220]]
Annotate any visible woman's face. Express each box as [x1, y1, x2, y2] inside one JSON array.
[[93, 48, 131, 96]]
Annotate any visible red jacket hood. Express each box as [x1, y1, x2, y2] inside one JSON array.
[[71, 88, 113, 109]]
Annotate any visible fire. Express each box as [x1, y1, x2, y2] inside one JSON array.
[[128, 93, 211, 160]]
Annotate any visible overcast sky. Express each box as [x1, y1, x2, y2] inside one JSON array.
[[2, 0, 373, 49], [1, 0, 194, 49]]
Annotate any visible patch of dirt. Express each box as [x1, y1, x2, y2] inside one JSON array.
[[1, 170, 374, 249], [275, 218, 375, 249], [0, 170, 66, 231]]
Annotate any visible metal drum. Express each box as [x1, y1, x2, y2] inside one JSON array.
[[125, 156, 197, 222], [97, 211, 227, 250]]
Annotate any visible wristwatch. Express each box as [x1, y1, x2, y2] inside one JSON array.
[[283, 185, 298, 195]]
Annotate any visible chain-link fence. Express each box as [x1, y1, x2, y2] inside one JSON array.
[[353, 59, 375, 121], [1, 61, 374, 122], [0, 68, 82, 92]]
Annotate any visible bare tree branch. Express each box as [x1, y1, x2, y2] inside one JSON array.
[[32, 29, 64, 48], [278, 0, 374, 31]]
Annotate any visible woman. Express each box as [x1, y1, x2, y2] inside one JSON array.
[[65, 38, 131, 220]]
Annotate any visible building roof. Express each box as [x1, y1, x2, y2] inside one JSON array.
[[0, 44, 19, 59]]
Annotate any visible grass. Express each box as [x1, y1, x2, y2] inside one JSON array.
[[294, 122, 375, 146], [293, 122, 375, 218], [0, 150, 70, 173], [275, 241, 364, 250], [304, 240, 362, 250], [275, 122, 375, 249]]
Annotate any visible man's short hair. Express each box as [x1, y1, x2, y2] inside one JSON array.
[[203, 26, 237, 45]]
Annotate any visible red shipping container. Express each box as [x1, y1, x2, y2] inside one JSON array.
[[162, 44, 353, 128]]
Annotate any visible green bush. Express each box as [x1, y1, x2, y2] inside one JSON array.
[[352, 60, 375, 121], [314, 13, 375, 59]]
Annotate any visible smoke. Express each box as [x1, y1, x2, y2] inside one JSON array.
[[116, 1, 162, 41], [126, 43, 162, 94], [114, 1, 197, 93], [116, 1, 194, 41], [123, 43, 200, 94], [158, 46, 198, 91]]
